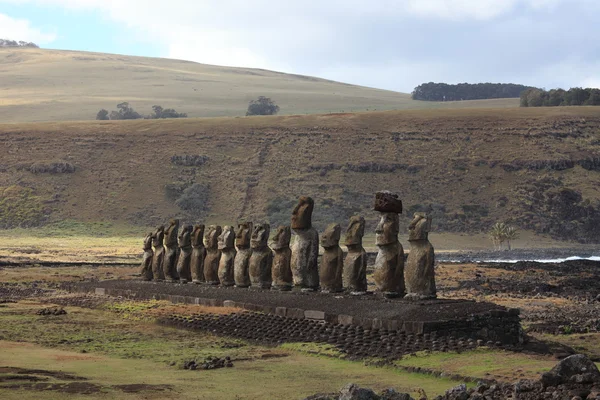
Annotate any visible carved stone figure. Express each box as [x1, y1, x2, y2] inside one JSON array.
[[163, 219, 180, 282], [234, 222, 253, 288], [343, 216, 368, 294], [249, 223, 272, 289], [140, 232, 154, 281], [405, 213, 436, 299], [271, 225, 292, 291], [151, 226, 165, 281], [217, 225, 237, 286], [203, 225, 222, 285], [190, 224, 206, 284], [373, 211, 405, 298], [320, 223, 344, 293], [290, 196, 319, 291], [176, 225, 193, 283], [374, 191, 403, 213]]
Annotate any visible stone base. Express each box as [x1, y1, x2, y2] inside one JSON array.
[[272, 285, 292, 292], [192, 280, 203, 284], [405, 293, 436, 301]]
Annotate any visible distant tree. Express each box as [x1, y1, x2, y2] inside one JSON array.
[[246, 96, 280, 116], [489, 222, 519, 250], [115, 102, 142, 119], [0, 39, 39, 48], [96, 109, 109, 120], [412, 82, 537, 102], [520, 87, 600, 107], [151, 104, 187, 119]]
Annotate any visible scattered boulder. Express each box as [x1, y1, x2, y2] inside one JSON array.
[[37, 307, 67, 316], [541, 354, 600, 387], [183, 356, 234, 370], [304, 384, 414, 400], [339, 383, 379, 400]]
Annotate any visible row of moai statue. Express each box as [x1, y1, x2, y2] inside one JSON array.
[[140, 192, 436, 299]]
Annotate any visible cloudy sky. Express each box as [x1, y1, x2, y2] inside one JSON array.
[[0, 0, 598, 93]]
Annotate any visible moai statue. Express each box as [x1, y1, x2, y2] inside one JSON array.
[[290, 196, 319, 291], [234, 222, 253, 288], [190, 224, 206, 284], [140, 232, 154, 281], [373, 192, 405, 298], [163, 219, 180, 282], [319, 223, 344, 293], [176, 225, 193, 283], [217, 225, 237, 286], [405, 213, 436, 300], [151, 226, 165, 281], [203, 225, 222, 285], [343, 216, 368, 294], [249, 223, 273, 289], [271, 225, 293, 291]]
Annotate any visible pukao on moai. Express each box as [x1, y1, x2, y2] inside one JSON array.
[[373, 192, 405, 298], [290, 196, 319, 291], [151, 226, 165, 281], [163, 219, 180, 282], [203, 225, 222, 285], [271, 225, 292, 291], [217, 225, 237, 286], [343, 216, 368, 294], [176, 224, 193, 283], [190, 224, 206, 284], [140, 232, 154, 281], [320, 223, 344, 293], [249, 223, 273, 289], [405, 213, 436, 299], [234, 222, 253, 288]]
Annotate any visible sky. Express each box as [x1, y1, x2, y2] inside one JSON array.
[[0, 0, 599, 93]]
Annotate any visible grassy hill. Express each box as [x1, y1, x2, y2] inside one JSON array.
[[0, 48, 518, 123], [1, 106, 599, 245]]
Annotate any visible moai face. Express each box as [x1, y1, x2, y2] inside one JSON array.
[[205, 225, 222, 250], [271, 225, 291, 250], [169, 219, 179, 228], [321, 223, 341, 248], [375, 213, 399, 246], [192, 224, 205, 246], [152, 226, 164, 246], [218, 225, 235, 250], [291, 196, 314, 230], [408, 213, 432, 241], [235, 222, 253, 248], [251, 223, 271, 249], [143, 233, 153, 250], [344, 216, 365, 247]]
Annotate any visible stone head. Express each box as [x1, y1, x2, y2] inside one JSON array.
[[169, 219, 179, 227], [192, 224, 205, 246], [235, 222, 253, 249], [271, 225, 291, 250], [291, 196, 314, 229], [218, 225, 235, 250], [251, 223, 271, 249], [204, 225, 222, 250], [184, 224, 193, 234], [375, 212, 399, 246], [408, 213, 432, 241], [320, 223, 341, 248], [344, 216, 365, 247], [143, 232, 153, 250], [152, 225, 165, 246]]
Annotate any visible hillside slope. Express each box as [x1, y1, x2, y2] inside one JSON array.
[[0, 48, 518, 123]]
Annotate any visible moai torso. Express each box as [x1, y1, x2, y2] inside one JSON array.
[[234, 222, 253, 288], [405, 213, 436, 300], [271, 225, 292, 291], [190, 225, 206, 284], [140, 232, 154, 281], [176, 225, 193, 283], [163, 219, 180, 282], [290, 196, 319, 291], [217, 226, 237, 286], [203, 225, 222, 285], [151, 226, 165, 281], [320, 223, 344, 293], [249, 224, 272, 289], [343, 216, 368, 294], [373, 211, 405, 298]]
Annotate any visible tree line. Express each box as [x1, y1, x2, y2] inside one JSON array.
[[411, 82, 536, 101], [0, 39, 39, 48], [520, 87, 600, 107], [96, 103, 187, 120]]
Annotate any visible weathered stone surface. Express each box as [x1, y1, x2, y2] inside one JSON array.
[[373, 212, 405, 297], [176, 224, 193, 283], [541, 354, 600, 387], [190, 224, 206, 284], [374, 191, 403, 213], [234, 222, 252, 288], [151, 225, 165, 281], [343, 216, 367, 293], [291, 196, 314, 230], [140, 232, 154, 281], [203, 225, 222, 285], [217, 225, 236, 286], [339, 383, 379, 400], [320, 223, 344, 293], [405, 213, 436, 300], [249, 223, 272, 289], [163, 219, 180, 282], [291, 196, 319, 290], [271, 225, 293, 291]]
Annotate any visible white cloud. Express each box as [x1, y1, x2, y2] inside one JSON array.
[[0, 13, 56, 43]]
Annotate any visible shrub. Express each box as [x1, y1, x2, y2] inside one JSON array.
[[0, 185, 47, 228], [96, 109, 109, 120], [174, 183, 211, 218], [246, 96, 280, 116]]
